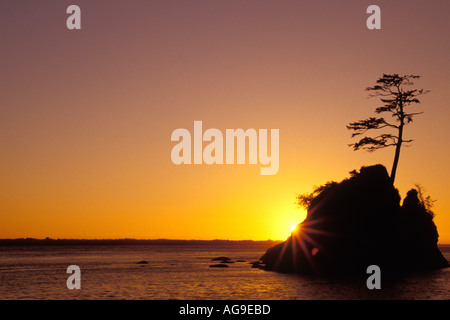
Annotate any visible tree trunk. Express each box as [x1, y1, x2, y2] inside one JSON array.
[[390, 127, 402, 184], [390, 94, 404, 184]]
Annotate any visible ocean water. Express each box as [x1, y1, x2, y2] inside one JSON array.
[[0, 243, 448, 300]]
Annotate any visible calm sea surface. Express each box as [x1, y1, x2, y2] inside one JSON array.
[[0, 243, 449, 300]]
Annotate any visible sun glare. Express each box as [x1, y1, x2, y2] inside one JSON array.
[[290, 224, 297, 232]]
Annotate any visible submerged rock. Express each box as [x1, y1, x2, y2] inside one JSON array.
[[250, 261, 264, 268], [209, 264, 229, 268], [260, 165, 449, 276], [212, 256, 231, 261]]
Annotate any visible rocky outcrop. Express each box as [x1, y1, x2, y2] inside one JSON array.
[[260, 165, 449, 276]]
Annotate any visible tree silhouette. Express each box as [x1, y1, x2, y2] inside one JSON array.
[[347, 74, 428, 183]]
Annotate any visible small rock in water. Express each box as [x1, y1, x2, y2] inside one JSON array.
[[220, 260, 234, 264], [212, 256, 231, 261], [136, 261, 148, 264], [209, 264, 229, 268], [250, 261, 263, 268]]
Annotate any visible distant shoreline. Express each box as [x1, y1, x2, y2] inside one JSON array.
[[0, 238, 283, 247]]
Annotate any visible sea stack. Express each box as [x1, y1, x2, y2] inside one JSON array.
[[260, 164, 449, 276]]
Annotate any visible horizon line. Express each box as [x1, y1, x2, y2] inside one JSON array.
[[0, 237, 284, 242], [0, 238, 449, 245]]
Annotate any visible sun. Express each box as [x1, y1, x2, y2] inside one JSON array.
[[290, 224, 297, 232]]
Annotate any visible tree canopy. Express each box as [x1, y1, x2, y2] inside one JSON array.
[[347, 74, 428, 183]]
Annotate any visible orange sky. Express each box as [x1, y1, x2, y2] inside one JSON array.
[[1, 1, 449, 242]]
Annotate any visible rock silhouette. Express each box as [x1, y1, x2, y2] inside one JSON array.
[[211, 256, 231, 261], [260, 165, 449, 276], [209, 264, 229, 268]]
